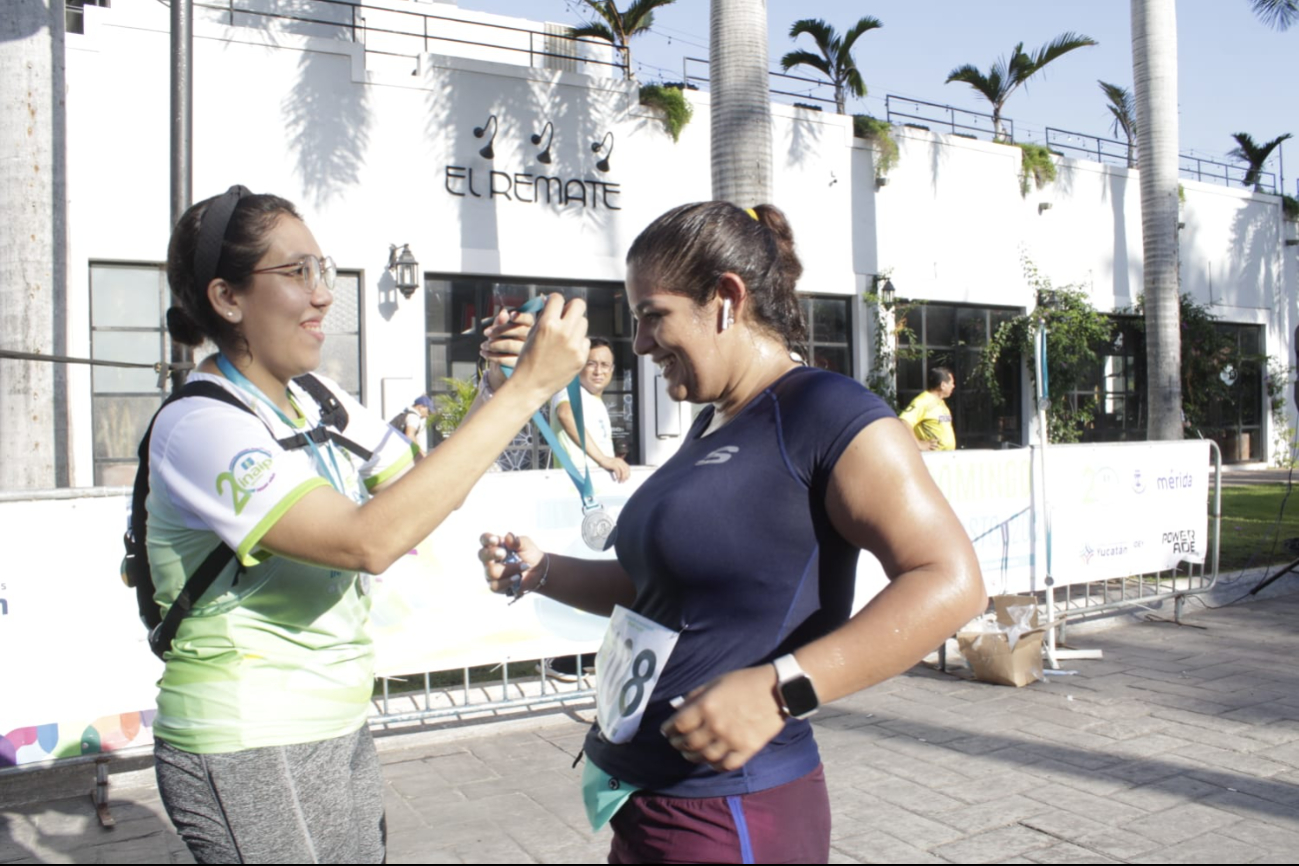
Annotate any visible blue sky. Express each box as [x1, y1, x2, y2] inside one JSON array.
[[455, 1, 1297, 191]]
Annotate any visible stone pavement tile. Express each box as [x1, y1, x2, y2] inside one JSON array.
[[1199, 790, 1299, 828], [533, 839, 610, 864], [1221, 703, 1296, 726], [847, 748, 972, 790], [1024, 841, 1122, 863], [1217, 818, 1299, 850], [389, 847, 464, 864], [1064, 696, 1159, 720], [1185, 771, 1299, 809], [867, 776, 967, 813], [1020, 759, 1131, 797], [1241, 720, 1299, 746], [831, 830, 947, 864], [1156, 721, 1274, 755], [1116, 801, 1242, 845], [1019, 808, 1111, 845], [1101, 732, 1198, 760], [1067, 826, 1166, 861], [1084, 715, 1170, 741], [1256, 739, 1299, 768], [936, 747, 1041, 780], [1149, 705, 1254, 734], [455, 769, 578, 803], [835, 798, 967, 849], [875, 714, 977, 744], [1171, 745, 1293, 778], [1108, 774, 1230, 811], [928, 824, 1055, 864], [1096, 757, 1187, 787], [383, 762, 471, 807], [940, 773, 1044, 806], [1030, 782, 1152, 824], [1128, 832, 1266, 864], [931, 794, 1052, 834], [1016, 721, 1117, 752], [870, 732, 980, 769], [1141, 691, 1237, 717], [420, 750, 503, 785]]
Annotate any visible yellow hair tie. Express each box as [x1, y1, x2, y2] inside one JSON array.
[[744, 207, 759, 221]]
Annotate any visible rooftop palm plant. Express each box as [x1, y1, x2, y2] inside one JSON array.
[[1251, 0, 1299, 29], [945, 33, 1098, 142], [1228, 131, 1292, 192], [779, 16, 883, 115], [571, 0, 677, 81], [1099, 80, 1137, 167]]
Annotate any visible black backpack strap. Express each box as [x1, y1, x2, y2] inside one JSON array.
[[148, 543, 239, 660], [287, 374, 374, 461], [127, 381, 255, 653]]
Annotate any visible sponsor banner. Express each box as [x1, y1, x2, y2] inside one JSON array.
[[1047, 440, 1210, 583]]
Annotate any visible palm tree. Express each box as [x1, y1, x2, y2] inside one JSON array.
[[1099, 80, 1137, 167], [571, 0, 677, 81], [945, 33, 1098, 142], [779, 17, 883, 116], [1251, 0, 1299, 29], [1131, 0, 1182, 441], [1228, 132, 1292, 192], [709, 0, 772, 205]]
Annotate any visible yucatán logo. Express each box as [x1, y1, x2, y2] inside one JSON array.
[[215, 448, 276, 516], [696, 445, 739, 466]]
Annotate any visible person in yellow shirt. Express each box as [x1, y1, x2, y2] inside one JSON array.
[[899, 366, 956, 451]]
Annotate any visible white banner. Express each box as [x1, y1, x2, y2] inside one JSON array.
[[1046, 440, 1210, 583]]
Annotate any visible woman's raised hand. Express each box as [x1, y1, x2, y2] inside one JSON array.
[[516, 294, 589, 399], [478, 532, 545, 596]]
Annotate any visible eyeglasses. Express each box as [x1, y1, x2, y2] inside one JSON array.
[[250, 255, 336, 295], [585, 360, 614, 373]]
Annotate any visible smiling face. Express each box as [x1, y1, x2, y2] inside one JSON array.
[[224, 216, 331, 388], [627, 264, 726, 404], [580, 344, 616, 396]]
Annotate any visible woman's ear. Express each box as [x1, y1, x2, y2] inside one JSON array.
[[716, 272, 748, 332], [208, 279, 242, 324]]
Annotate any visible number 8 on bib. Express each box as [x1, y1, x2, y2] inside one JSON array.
[[595, 605, 680, 744]]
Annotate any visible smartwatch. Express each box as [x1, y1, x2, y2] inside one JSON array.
[[773, 654, 819, 719]]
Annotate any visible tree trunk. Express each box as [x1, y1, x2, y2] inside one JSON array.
[[1, 0, 65, 489], [709, 0, 772, 206], [1131, 0, 1183, 440]]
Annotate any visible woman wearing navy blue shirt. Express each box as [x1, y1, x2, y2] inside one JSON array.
[[480, 202, 985, 864]]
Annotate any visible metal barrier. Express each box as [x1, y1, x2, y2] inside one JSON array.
[[679, 56, 837, 108], [1180, 153, 1277, 194], [370, 662, 594, 728], [1052, 440, 1222, 642], [885, 95, 1008, 142], [1045, 127, 1136, 169]]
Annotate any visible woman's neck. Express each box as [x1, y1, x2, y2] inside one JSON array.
[[705, 338, 799, 435], [218, 352, 295, 416]]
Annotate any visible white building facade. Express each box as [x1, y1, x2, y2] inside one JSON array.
[[60, 0, 1299, 488]]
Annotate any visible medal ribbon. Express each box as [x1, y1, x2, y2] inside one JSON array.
[[215, 354, 347, 495], [499, 297, 598, 512]]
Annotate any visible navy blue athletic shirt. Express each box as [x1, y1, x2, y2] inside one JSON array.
[[584, 366, 896, 797]]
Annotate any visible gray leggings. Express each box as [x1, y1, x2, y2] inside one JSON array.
[[154, 726, 386, 864]]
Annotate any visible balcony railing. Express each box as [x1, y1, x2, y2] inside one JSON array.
[[884, 95, 1009, 143], [680, 57, 837, 109]]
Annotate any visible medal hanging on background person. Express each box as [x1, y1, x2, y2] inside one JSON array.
[[500, 297, 614, 553]]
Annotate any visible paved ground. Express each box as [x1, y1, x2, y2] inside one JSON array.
[[4, 591, 1299, 864]]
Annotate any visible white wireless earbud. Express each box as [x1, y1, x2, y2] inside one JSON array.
[[721, 298, 734, 331]]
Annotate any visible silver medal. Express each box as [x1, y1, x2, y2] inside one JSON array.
[[581, 507, 616, 551]]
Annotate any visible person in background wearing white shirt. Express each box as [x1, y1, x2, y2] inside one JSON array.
[[550, 337, 630, 485]]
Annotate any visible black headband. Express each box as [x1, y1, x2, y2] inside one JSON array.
[[193, 184, 252, 293]]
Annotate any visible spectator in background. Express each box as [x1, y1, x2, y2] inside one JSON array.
[[391, 395, 434, 454], [900, 366, 956, 451], [551, 337, 631, 485]]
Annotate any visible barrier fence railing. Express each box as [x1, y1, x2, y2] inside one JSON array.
[[884, 94, 1009, 143], [1045, 127, 1136, 169], [679, 56, 837, 108]]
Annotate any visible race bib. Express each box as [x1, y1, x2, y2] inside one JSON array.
[[595, 605, 680, 745]]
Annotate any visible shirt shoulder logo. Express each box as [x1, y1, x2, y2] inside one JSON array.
[[696, 445, 739, 466], [215, 448, 276, 515]]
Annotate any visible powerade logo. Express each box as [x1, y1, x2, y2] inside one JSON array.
[[215, 449, 275, 516], [1164, 529, 1198, 555]]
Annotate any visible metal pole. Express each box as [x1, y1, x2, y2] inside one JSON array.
[[170, 0, 194, 392]]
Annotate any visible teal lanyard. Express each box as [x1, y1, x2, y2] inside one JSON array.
[[500, 298, 597, 511], [215, 354, 346, 495]]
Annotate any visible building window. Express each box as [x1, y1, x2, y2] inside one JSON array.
[[425, 275, 638, 469], [896, 302, 1023, 449], [1068, 317, 1147, 443], [799, 295, 853, 376], [89, 262, 364, 486], [66, 0, 109, 35], [1205, 323, 1265, 463]]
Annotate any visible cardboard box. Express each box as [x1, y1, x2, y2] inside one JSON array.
[[957, 595, 1045, 687]]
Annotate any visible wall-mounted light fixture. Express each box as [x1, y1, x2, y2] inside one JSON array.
[[473, 114, 498, 159], [1036, 288, 1062, 311], [531, 121, 554, 164], [875, 176, 888, 189], [870, 275, 896, 307], [592, 131, 615, 172], [1038, 202, 1053, 214], [388, 244, 420, 299]]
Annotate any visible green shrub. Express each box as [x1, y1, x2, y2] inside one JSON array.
[[1016, 143, 1057, 196], [639, 84, 693, 142], [852, 114, 899, 179], [430, 377, 479, 438]]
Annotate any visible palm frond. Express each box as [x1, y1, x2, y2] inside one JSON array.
[[623, 0, 676, 36], [1252, 0, 1299, 31], [840, 16, 884, 52], [571, 21, 617, 43], [1027, 32, 1099, 75], [780, 48, 832, 79], [789, 19, 837, 59]]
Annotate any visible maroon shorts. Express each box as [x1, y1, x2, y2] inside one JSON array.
[[607, 765, 831, 865]]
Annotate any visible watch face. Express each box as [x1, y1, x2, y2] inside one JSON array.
[[780, 675, 819, 718]]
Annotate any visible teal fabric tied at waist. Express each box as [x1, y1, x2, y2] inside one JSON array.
[[582, 759, 639, 831]]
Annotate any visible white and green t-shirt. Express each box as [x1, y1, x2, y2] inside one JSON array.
[[146, 372, 416, 754], [550, 386, 616, 488]]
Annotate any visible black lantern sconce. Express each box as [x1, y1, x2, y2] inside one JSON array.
[[871, 275, 896, 307], [592, 131, 615, 172], [388, 244, 420, 300], [531, 121, 554, 164], [1036, 288, 1062, 312], [473, 114, 498, 160]]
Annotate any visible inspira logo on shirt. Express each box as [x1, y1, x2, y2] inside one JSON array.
[[696, 445, 739, 466], [215, 448, 276, 515]]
